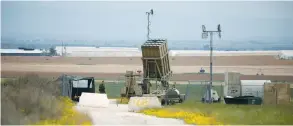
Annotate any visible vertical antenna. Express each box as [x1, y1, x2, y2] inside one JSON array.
[[62, 41, 64, 56], [146, 9, 154, 40], [201, 24, 222, 104], [64, 43, 67, 57]]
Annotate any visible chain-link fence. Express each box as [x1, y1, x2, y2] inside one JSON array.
[[95, 78, 225, 101], [183, 80, 224, 102], [94, 78, 293, 102]]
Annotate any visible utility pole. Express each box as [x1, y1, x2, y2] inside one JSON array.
[[146, 9, 154, 40], [201, 24, 222, 104], [62, 41, 64, 56]]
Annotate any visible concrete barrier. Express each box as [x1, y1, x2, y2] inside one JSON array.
[[78, 92, 109, 108], [128, 96, 162, 112]]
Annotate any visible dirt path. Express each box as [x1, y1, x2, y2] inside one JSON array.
[[75, 100, 191, 125], [2, 56, 293, 66], [2, 63, 293, 76]]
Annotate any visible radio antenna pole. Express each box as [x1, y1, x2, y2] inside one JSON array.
[[201, 24, 222, 104], [146, 9, 154, 40]]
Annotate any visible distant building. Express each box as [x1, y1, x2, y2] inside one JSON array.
[[278, 50, 293, 60], [1, 49, 45, 56], [54, 46, 141, 57]]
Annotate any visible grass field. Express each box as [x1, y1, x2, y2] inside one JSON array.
[[141, 101, 293, 125], [2, 77, 293, 125], [95, 80, 292, 100], [2, 78, 292, 101], [0, 75, 91, 125], [96, 80, 225, 101]]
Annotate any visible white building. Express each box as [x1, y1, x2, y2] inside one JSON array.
[[278, 50, 293, 60], [1, 49, 44, 56], [54, 46, 292, 58], [170, 50, 280, 56], [55, 46, 141, 57], [240, 80, 271, 98]]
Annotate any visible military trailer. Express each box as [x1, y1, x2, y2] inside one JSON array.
[[120, 71, 143, 98], [57, 75, 95, 102], [120, 39, 186, 105]]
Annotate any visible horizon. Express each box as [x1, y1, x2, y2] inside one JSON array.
[[2, 1, 293, 42]]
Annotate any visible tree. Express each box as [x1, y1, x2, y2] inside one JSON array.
[[49, 47, 57, 56]]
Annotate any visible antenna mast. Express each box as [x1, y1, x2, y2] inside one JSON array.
[[146, 9, 154, 40], [62, 41, 64, 56], [201, 24, 222, 104]]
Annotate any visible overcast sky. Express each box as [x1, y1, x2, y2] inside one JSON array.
[[2, 1, 293, 41]]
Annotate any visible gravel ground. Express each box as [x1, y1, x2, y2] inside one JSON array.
[[75, 100, 192, 126], [2, 63, 293, 75], [2, 56, 293, 66]]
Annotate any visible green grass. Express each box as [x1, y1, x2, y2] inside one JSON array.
[[0, 78, 15, 84], [2, 77, 293, 125], [164, 101, 293, 125], [96, 80, 293, 101], [3, 78, 293, 100], [95, 80, 224, 101]]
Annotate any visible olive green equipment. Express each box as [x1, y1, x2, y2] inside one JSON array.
[[120, 39, 186, 105]]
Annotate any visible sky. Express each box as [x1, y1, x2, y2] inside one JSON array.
[[2, 1, 293, 41]]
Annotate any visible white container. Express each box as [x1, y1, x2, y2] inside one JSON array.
[[225, 72, 241, 85], [240, 80, 271, 98], [224, 84, 241, 97]]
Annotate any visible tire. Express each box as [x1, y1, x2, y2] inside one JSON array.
[[201, 98, 205, 103], [179, 99, 183, 103], [161, 99, 166, 106], [218, 98, 221, 102], [170, 101, 175, 105]]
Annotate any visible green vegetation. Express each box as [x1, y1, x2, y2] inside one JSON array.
[[95, 80, 223, 101], [95, 80, 293, 101], [3, 78, 293, 100], [2, 77, 293, 125], [149, 101, 293, 125], [98, 79, 293, 125], [1, 75, 91, 125]]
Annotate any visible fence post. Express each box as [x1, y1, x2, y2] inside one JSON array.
[[201, 81, 203, 102], [185, 80, 190, 100], [221, 82, 224, 99], [276, 85, 278, 105]]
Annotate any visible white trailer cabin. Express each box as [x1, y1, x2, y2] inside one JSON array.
[[240, 80, 271, 98]]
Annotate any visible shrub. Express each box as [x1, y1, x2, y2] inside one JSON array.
[[1, 74, 92, 125]]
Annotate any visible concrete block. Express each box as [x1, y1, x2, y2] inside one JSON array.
[[78, 92, 109, 108], [128, 96, 162, 112]]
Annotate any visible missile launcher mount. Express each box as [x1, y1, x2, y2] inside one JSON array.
[[120, 39, 186, 105]]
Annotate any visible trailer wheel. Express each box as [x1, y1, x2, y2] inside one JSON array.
[[171, 101, 175, 105], [218, 98, 221, 102], [201, 98, 205, 103], [166, 100, 170, 105], [161, 99, 166, 106], [179, 99, 183, 103]]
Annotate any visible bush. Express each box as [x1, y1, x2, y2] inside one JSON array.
[[1, 74, 91, 125]]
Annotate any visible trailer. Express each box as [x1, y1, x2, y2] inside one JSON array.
[[120, 39, 186, 105], [57, 75, 96, 102]]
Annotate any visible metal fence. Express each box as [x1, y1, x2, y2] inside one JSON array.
[[94, 79, 293, 101], [184, 80, 224, 102]]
